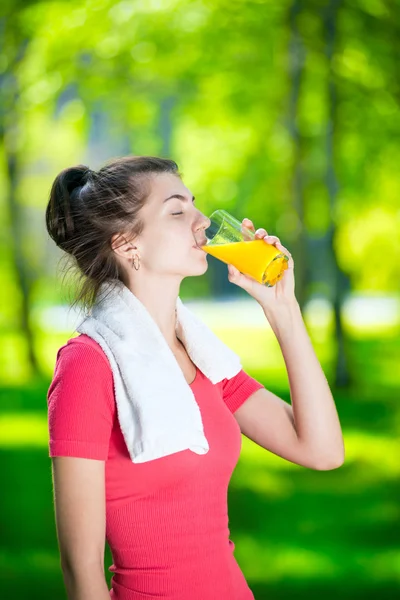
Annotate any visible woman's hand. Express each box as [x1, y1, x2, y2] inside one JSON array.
[[227, 218, 297, 312]]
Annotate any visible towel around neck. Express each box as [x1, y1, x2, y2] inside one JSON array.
[[75, 280, 242, 462]]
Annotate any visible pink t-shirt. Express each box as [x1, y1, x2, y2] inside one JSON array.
[[47, 333, 265, 600]]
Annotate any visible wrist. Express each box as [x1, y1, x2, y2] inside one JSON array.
[[262, 300, 302, 337]]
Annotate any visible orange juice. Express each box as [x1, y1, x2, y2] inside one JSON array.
[[201, 239, 289, 286]]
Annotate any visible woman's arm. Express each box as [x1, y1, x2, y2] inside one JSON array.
[[264, 300, 345, 465], [52, 456, 110, 599], [62, 566, 110, 600]]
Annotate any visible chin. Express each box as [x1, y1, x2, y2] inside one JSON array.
[[193, 262, 209, 274], [187, 258, 209, 276]]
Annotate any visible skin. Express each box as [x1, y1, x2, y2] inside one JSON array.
[[111, 173, 211, 351]]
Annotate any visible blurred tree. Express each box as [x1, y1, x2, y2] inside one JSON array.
[[287, 0, 308, 309], [1, 0, 400, 384], [0, 0, 45, 377], [323, 0, 351, 387]]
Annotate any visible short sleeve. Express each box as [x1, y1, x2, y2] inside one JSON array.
[[221, 369, 265, 414], [47, 340, 116, 460]]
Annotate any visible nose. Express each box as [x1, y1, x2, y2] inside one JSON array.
[[193, 214, 210, 246], [198, 214, 211, 231]]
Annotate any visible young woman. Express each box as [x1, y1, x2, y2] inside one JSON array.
[[45, 155, 344, 600]]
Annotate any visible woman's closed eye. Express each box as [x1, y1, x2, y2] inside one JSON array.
[[171, 212, 184, 216]]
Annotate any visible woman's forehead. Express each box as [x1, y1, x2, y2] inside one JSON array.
[[149, 173, 192, 202]]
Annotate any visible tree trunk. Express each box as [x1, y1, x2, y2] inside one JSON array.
[[323, 0, 351, 388], [287, 0, 309, 310], [3, 132, 42, 377], [0, 24, 42, 378]]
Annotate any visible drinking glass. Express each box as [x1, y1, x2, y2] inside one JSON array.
[[200, 209, 289, 287]]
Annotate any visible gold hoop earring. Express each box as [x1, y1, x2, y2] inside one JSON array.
[[132, 255, 140, 271]]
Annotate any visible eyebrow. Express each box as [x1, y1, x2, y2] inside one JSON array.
[[163, 194, 195, 203]]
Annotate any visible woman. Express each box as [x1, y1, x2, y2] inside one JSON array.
[[46, 155, 344, 600]]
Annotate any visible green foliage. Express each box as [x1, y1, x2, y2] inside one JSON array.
[[1, 4, 400, 596]]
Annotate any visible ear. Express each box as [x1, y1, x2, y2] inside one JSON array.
[[111, 232, 137, 262]]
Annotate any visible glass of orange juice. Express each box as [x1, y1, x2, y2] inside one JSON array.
[[200, 210, 289, 287]]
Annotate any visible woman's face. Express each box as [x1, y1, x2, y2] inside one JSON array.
[[134, 173, 211, 278]]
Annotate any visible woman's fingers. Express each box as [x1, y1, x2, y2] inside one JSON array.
[[242, 218, 269, 238], [240, 217, 293, 267]]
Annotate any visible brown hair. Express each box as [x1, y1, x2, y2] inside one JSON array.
[[45, 155, 181, 315]]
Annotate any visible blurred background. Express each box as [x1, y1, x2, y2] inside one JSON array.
[[1, 0, 400, 598]]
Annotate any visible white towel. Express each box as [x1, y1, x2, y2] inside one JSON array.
[[75, 280, 242, 463]]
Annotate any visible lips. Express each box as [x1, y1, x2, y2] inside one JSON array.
[[193, 239, 208, 248]]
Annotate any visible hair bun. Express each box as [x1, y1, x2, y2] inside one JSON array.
[[64, 166, 92, 193], [45, 164, 92, 251]]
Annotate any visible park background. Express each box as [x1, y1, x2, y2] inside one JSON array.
[[1, 0, 400, 598]]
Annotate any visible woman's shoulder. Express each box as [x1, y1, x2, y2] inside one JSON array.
[[48, 334, 116, 459], [56, 333, 111, 369], [48, 333, 115, 413]]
